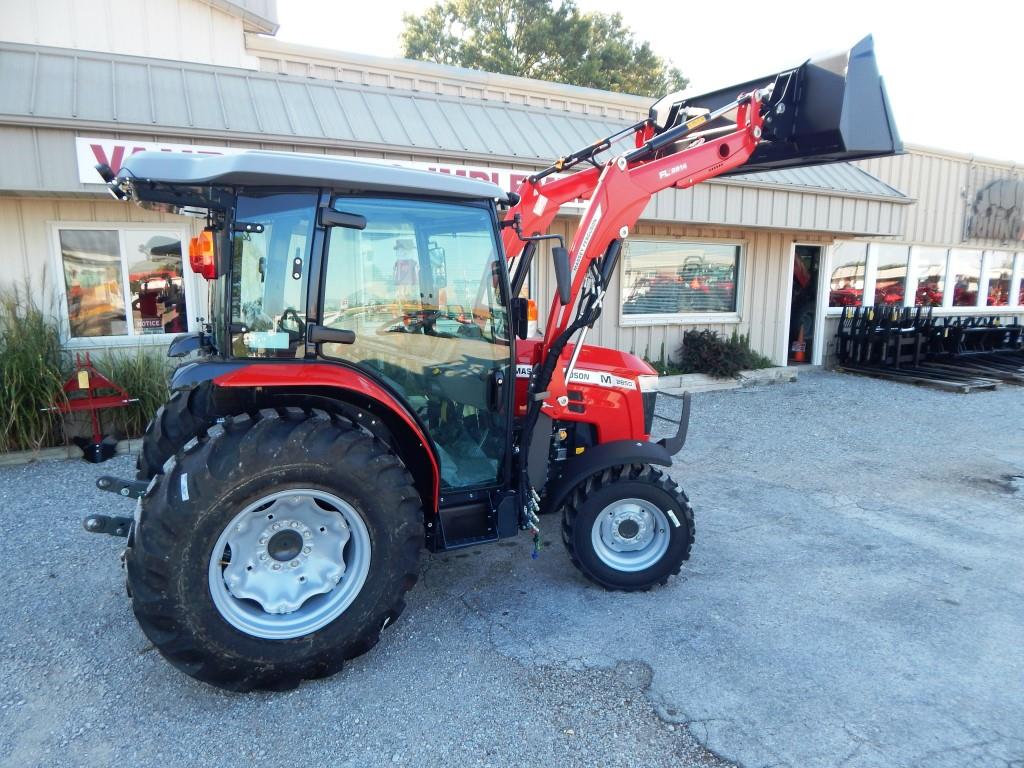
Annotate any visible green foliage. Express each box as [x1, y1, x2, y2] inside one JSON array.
[[0, 287, 68, 452], [643, 355, 685, 376], [401, 0, 687, 97], [676, 329, 774, 379], [96, 348, 171, 439]]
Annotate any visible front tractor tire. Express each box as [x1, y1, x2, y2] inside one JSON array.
[[561, 464, 694, 591], [125, 408, 422, 691]]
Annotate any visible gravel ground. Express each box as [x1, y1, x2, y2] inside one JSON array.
[[1, 369, 1022, 767]]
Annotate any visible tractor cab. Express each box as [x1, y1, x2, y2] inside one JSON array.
[[109, 151, 526, 540]]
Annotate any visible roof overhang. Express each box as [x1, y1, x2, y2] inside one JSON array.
[[114, 150, 508, 203]]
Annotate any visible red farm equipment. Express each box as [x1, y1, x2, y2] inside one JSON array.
[[85, 37, 900, 690]]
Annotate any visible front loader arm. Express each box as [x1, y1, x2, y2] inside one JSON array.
[[500, 167, 602, 260], [538, 93, 765, 402]]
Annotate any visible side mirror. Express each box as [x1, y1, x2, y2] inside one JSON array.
[[552, 246, 572, 305], [319, 207, 367, 230]]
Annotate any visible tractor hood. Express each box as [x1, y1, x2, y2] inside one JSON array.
[[649, 35, 902, 175]]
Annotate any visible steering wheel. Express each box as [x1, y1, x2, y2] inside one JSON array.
[[278, 307, 306, 342]]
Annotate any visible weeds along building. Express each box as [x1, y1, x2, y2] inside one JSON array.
[[1, 0, 1021, 368]]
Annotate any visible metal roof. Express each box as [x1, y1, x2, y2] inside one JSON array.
[[0, 42, 627, 164], [0, 41, 906, 202], [118, 150, 507, 200], [734, 163, 907, 201]]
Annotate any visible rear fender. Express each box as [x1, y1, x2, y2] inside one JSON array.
[[173, 361, 440, 512]]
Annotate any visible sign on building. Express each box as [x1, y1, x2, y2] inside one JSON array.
[[965, 178, 1024, 242]]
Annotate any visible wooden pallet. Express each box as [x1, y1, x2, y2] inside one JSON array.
[[837, 365, 1001, 393]]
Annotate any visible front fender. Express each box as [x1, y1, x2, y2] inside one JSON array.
[[543, 391, 691, 514], [542, 438, 674, 516]]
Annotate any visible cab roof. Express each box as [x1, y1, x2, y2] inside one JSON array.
[[116, 150, 507, 202]]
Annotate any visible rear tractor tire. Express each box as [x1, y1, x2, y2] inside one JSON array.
[[136, 382, 224, 481], [125, 408, 422, 691], [561, 464, 694, 591]]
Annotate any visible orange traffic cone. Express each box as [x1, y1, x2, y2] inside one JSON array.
[[790, 325, 807, 363]]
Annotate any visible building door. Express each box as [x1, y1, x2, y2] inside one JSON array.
[[789, 245, 821, 365]]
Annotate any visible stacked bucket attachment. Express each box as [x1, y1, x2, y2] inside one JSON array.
[[836, 307, 1024, 392]]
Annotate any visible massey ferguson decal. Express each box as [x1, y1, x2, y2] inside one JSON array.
[[514, 364, 636, 390], [571, 203, 602, 278], [515, 364, 534, 378]]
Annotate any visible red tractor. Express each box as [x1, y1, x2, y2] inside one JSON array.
[[85, 37, 900, 690]]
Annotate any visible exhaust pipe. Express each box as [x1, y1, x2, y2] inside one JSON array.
[[649, 35, 902, 174]]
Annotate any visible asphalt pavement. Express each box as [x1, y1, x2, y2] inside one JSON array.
[[1, 369, 1021, 767]]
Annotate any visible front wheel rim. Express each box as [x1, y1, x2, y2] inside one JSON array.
[[590, 497, 671, 573], [208, 489, 371, 640]]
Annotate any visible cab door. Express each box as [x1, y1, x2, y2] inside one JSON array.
[[316, 196, 513, 492]]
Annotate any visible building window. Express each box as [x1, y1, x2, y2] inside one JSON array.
[[985, 252, 1014, 306], [828, 242, 867, 307], [872, 244, 909, 307], [911, 247, 947, 307], [949, 249, 982, 307], [621, 239, 740, 319], [1019, 254, 1024, 305], [57, 226, 190, 340]]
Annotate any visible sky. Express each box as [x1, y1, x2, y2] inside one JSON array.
[[276, 0, 1023, 163]]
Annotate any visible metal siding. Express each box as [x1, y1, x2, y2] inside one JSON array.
[[33, 54, 75, 119], [0, 127, 40, 190], [0, 51, 35, 115], [114, 62, 152, 125], [279, 82, 324, 138], [35, 127, 80, 190], [182, 69, 224, 129], [74, 58, 115, 122], [857, 147, 1024, 249], [217, 72, 260, 132]]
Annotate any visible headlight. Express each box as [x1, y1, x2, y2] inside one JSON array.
[[638, 375, 659, 392]]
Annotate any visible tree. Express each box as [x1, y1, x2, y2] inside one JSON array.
[[401, 0, 687, 98]]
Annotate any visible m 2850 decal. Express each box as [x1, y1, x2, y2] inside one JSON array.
[[515, 364, 636, 390]]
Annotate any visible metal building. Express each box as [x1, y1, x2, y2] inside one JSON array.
[[0, 0, 1020, 369]]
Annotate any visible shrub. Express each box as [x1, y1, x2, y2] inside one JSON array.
[[676, 329, 774, 379], [0, 287, 68, 452], [96, 347, 172, 438]]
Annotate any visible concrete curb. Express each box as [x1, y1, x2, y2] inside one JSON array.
[[0, 439, 140, 467], [658, 365, 800, 395]]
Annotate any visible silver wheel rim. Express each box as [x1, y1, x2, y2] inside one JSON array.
[[591, 497, 671, 573], [207, 489, 371, 640]]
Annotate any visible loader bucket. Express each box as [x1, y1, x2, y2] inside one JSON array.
[[652, 36, 901, 174]]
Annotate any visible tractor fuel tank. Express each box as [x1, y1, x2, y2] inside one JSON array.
[[651, 35, 901, 174]]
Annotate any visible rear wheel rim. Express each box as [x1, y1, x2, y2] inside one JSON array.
[[590, 497, 670, 573], [208, 489, 371, 640]]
